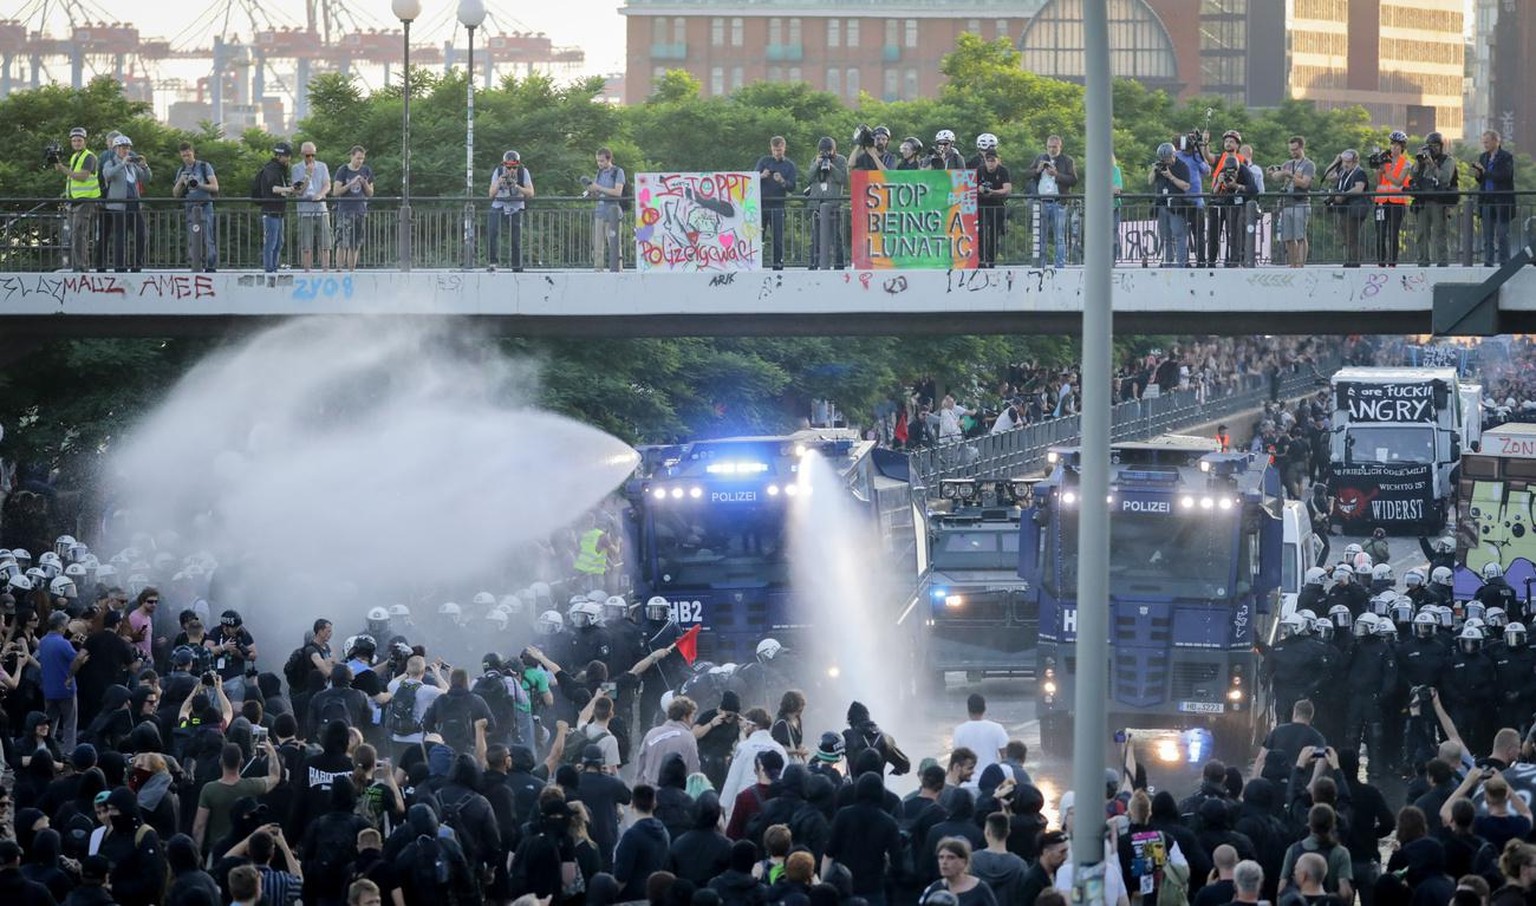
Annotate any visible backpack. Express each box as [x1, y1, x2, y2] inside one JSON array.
[[283, 646, 310, 692], [619, 174, 633, 213], [388, 679, 425, 737], [439, 790, 482, 866], [893, 800, 939, 885], [562, 727, 613, 767], [250, 167, 267, 204], [1157, 855, 1190, 906], [473, 672, 521, 723], [434, 694, 473, 748], [411, 834, 452, 894], [318, 691, 353, 728]]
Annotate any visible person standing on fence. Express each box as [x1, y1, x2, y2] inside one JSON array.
[[583, 148, 626, 272], [254, 142, 297, 274], [1372, 131, 1411, 266], [1473, 130, 1515, 267], [332, 145, 374, 271], [1273, 136, 1315, 268], [806, 136, 848, 270], [54, 127, 99, 272], [292, 142, 332, 271], [101, 135, 151, 273], [976, 150, 1011, 269], [486, 149, 534, 272], [753, 136, 797, 271], [172, 142, 219, 273]]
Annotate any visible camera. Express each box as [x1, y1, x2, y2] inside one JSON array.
[[1153, 160, 1170, 174], [928, 151, 945, 169], [43, 142, 62, 166], [852, 124, 876, 149], [252, 725, 268, 743], [202, 671, 218, 686], [185, 176, 200, 189], [578, 175, 593, 186], [1416, 146, 1432, 162], [1411, 684, 1434, 704], [1366, 148, 1392, 168]]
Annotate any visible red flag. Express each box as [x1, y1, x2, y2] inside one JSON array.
[[675, 624, 702, 665]]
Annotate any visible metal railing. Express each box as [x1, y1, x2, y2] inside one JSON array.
[[1, 191, 1532, 273], [906, 353, 1339, 488]]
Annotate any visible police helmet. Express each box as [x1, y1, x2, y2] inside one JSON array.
[[68, 543, 89, 564], [1369, 591, 1395, 616], [1296, 609, 1319, 625], [1353, 552, 1373, 570], [756, 638, 784, 663], [1279, 613, 1309, 638], [570, 600, 602, 629], [1434, 536, 1454, 554], [1405, 569, 1426, 588], [1304, 567, 1327, 587], [220, 609, 243, 628], [1435, 605, 1454, 628], [49, 576, 77, 600], [10, 548, 30, 566], [1353, 613, 1378, 638], [502, 594, 527, 616], [935, 129, 957, 144], [1333, 567, 1353, 585], [1353, 563, 1373, 579], [568, 594, 588, 609], [1312, 618, 1334, 641], [6, 574, 31, 593], [54, 535, 76, 558], [603, 595, 629, 623], [646, 595, 671, 622], [1507, 622, 1528, 648], [1430, 566, 1453, 586], [1328, 603, 1352, 630], [366, 606, 390, 630], [1458, 624, 1483, 654], [1465, 601, 1486, 624], [1375, 619, 1398, 640], [1343, 543, 1363, 559], [439, 601, 462, 618], [388, 604, 412, 620], [1483, 561, 1505, 579], [0, 559, 17, 581], [25, 567, 47, 585], [530, 582, 552, 607], [586, 590, 608, 604], [537, 610, 565, 634], [1487, 607, 1509, 629], [976, 133, 998, 151], [1413, 610, 1438, 638], [347, 634, 377, 661], [486, 609, 509, 629], [473, 591, 497, 608], [95, 564, 117, 583], [1371, 563, 1393, 584]]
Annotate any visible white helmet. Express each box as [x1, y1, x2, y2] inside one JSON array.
[[1279, 613, 1309, 638], [646, 595, 671, 622], [1304, 567, 1327, 586], [1404, 569, 1426, 588], [1328, 604, 1352, 629], [660, 691, 676, 714], [1369, 591, 1396, 616], [1343, 543, 1363, 559], [570, 600, 602, 629], [1333, 567, 1353, 586], [1465, 601, 1486, 624], [1371, 563, 1393, 584], [6, 574, 30, 593], [1482, 561, 1504, 579], [1296, 609, 1319, 625], [1353, 552, 1373, 570], [1487, 607, 1509, 629], [36, 553, 61, 580], [1413, 610, 1439, 638], [587, 589, 608, 604], [756, 638, 784, 662], [537, 610, 565, 634], [486, 609, 509, 629], [1312, 618, 1334, 640], [367, 606, 389, 622], [0, 559, 18, 581], [1353, 563, 1373, 579], [68, 543, 89, 564], [1430, 566, 1453, 585], [975, 132, 998, 151], [1375, 617, 1397, 639], [54, 535, 77, 558], [530, 582, 552, 607], [1458, 624, 1484, 653], [1464, 617, 1486, 636], [1353, 613, 1379, 637], [935, 128, 956, 144], [439, 601, 462, 618], [603, 596, 629, 623], [388, 604, 412, 620], [568, 594, 588, 608], [10, 548, 31, 566], [49, 576, 77, 600], [1507, 622, 1528, 648], [473, 591, 497, 608], [1435, 605, 1454, 628], [500, 594, 526, 615]]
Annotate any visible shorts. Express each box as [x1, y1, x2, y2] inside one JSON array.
[[1279, 204, 1310, 241], [336, 212, 367, 249], [297, 211, 332, 252]]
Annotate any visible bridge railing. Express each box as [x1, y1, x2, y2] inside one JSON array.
[[1, 191, 1531, 272], [906, 353, 1340, 488]]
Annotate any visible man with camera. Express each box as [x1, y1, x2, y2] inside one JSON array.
[[848, 125, 889, 172], [805, 136, 848, 270], [1324, 149, 1369, 267], [753, 136, 797, 271], [486, 149, 534, 272], [101, 134, 151, 272], [930, 129, 965, 170], [1026, 135, 1078, 268], [1473, 130, 1515, 267], [1370, 131, 1411, 266], [253, 142, 298, 274], [331, 145, 373, 271], [1203, 130, 1255, 267], [171, 141, 219, 273], [52, 127, 99, 272], [1409, 131, 1457, 267], [582, 147, 626, 272], [1174, 132, 1211, 265], [1271, 136, 1315, 267], [291, 142, 331, 271], [1149, 142, 1192, 267], [976, 149, 1012, 268]]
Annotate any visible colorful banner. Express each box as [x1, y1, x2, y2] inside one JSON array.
[[852, 170, 978, 269], [634, 172, 762, 272]]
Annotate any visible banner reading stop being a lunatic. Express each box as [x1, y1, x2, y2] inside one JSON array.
[[852, 169, 978, 269], [635, 171, 762, 272]]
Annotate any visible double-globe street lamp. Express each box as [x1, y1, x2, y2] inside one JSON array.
[[458, 0, 486, 270], [392, 0, 422, 270]]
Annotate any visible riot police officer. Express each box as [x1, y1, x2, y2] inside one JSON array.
[[1327, 605, 1355, 655], [1444, 625, 1496, 754], [566, 599, 614, 668], [638, 596, 684, 730], [1263, 613, 1335, 725], [1404, 569, 1436, 608], [1326, 565, 1371, 616], [1427, 567, 1456, 609], [1476, 562, 1522, 622], [1492, 621, 1536, 736], [1298, 567, 1328, 614], [1370, 564, 1395, 595], [1343, 613, 1397, 779], [1418, 536, 1456, 573]]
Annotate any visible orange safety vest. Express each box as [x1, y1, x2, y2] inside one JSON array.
[[1215, 431, 1231, 452], [1375, 155, 1410, 205], [1211, 152, 1248, 192]]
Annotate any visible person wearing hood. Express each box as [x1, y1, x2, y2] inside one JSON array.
[[62, 854, 115, 906], [164, 833, 220, 906], [794, 774, 836, 864], [290, 720, 354, 833], [1234, 778, 1288, 903], [1335, 749, 1393, 906], [709, 838, 768, 906], [745, 763, 810, 849], [128, 751, 178, 841], [923, 788, 985, 885], [15, 710, 66, 774], [615, 784, 672, 901], [1195, 797, 1257, 866], [669, 790, 733, 885], [98, 785, 165, 906], [0, 839, 57, 906], [15, 805, 51, 856], [395, 802, 477, 906], [843, 701, 911, 776], [725, 747, 785, 841], [438, 752, 502, 883], [825, 771, 900, 904], [509, 795, 577, 900], [22, 827, 77, 901], [836, 748, 903, 816], [1150, 790, 1211, 893], [298, 778, 372, 906], [968, 813, 1028, 906], [654, 752, 697, 841]]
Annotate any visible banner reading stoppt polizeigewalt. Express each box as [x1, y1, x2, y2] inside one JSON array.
[[852, 169, 979, 270]]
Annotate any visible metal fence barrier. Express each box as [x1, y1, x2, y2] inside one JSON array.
[[907, 353, 1340, 488], [2, 191, 1532, 273]]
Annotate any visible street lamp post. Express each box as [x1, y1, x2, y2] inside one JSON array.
[[392, 0, 422, 271], [458, 0, 486, 270]]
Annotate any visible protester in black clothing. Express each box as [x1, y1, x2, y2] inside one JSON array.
[[298, 780, 371, 906], [615, 785, 671, 903], [1152, 789, 1213, 895], [305, 664, 371, 738], [696, 691, 744, 791], [437, 753, 502, 887], [669, 791, 732, 885], [976, 152, 1012, 268], [421, 669, 494, 758], [709, 839, 768, 906], [395, 803, 477, 906], [1017, 830, 1068, 906], [825, 772, 900, 900], [165, 833, 220, 906], [1196, 845, 1240, 906], [573, 744, 632, 871]]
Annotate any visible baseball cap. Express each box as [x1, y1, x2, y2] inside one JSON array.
[[112, 135, 133, 148], [69, 127, 87, 139], [581, 744, 605, 766], [273, 142, 294, 156]]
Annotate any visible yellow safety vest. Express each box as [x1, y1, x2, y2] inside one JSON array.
[[67, 150, 101, 199], [575, 528, 608, 575]]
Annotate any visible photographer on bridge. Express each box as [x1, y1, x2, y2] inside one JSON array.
[[101, 135, 151, 273], [1202, 130, 1255, 268], [1409, 132, 1457, 267], [171, 142, 219, 273], [51, 126, 98, 272], [1371, 131, 1412, 266]]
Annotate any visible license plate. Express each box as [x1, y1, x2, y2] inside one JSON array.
[[1177, 701, 1225, 714]]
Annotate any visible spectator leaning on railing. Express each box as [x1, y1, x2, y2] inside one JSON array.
[[1324, 149, 1370, 268]]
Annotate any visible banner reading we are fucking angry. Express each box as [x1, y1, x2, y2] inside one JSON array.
[[852, 169, 978, 269]]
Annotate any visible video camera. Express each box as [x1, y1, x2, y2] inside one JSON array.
[[1410, 684, 1435, 705], [1366, 147, 1392, 168], [1415, 145, 1433, 162], [851, 124, 877, 149], [927, 151, 946, 169], [43, 142, 62, 167]]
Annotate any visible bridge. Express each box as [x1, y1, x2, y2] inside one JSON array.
[[1, 264, 1532, 339]]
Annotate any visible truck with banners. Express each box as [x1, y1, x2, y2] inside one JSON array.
[[913, 479, 1038, 683], [1328, 367, 1481, 532], [1457, 422, 1536, 587], [1020, 436, 1284, 758], [621, 430, 924, 663]]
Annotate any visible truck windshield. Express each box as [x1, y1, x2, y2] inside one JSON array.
[[645, 502, 789, 589], [1056, 509, 1238, 600], [1346, 426, 1435, 465], [932, 529, 1019, 570]]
